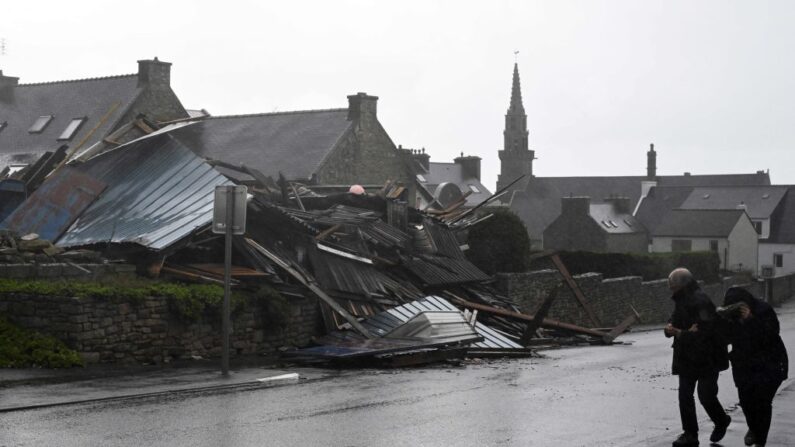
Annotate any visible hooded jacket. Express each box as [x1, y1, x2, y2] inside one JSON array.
[[666, 280, 729, 376], [721, 287, 788, 386]]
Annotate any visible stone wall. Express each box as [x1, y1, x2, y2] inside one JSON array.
[[496, 270, 772, 327], [0, 293, 322, 364]]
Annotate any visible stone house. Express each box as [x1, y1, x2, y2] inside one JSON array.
[[405, 148, 491, 210], [650, 209, 758, 272], [543, 196, 647, 253], [0, 58, 187, 173], [167, 92, 415, 202]]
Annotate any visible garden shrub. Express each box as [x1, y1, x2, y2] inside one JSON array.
[[466, 209, 532, 275], [0, 317, 83, 368]]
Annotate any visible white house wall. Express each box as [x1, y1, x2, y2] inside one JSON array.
[[759, 243, 795, 277], [728, 218, 759, 273]]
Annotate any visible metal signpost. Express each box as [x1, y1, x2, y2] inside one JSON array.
[[212, 185, 247, 376]]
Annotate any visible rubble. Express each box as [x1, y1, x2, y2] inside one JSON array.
[[0, 129, 641, 367]]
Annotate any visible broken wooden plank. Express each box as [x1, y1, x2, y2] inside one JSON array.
[[520, 287, 558, 346], [602, 312, 640, 344], [244, 237, 374, 339], [549, 253, 602, 328], [448, 295, 610, 339]]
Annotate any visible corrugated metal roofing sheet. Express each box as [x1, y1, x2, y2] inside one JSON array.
[[361, 296, 522, 350], [0, 167, 106, 241], [56, 133, 232, 250]]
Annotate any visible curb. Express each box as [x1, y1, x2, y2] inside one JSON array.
[[0, 372, 305, 414]]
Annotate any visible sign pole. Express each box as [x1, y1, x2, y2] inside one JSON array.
[[222, 186, 233, 376]]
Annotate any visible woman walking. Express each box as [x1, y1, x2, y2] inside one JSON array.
[[720, 287, 789, 446]]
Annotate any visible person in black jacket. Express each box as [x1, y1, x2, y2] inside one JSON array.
[[719, 287, 788, 447], [664, 268, 731, 447]]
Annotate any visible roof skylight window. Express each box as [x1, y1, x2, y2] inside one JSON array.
[[762, 193, 770, 199], [702, 194, 710, 199], [468, 184, 480, 193], [58, 117, 86, 141], [416, 174, 427, 182], [29, 115, 53, 133]]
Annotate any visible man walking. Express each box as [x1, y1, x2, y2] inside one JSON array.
[[664, 268, 731, 446]]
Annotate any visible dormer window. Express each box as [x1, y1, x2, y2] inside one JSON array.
[[58, 117, 86, 141], [29, 115, 53, 133]]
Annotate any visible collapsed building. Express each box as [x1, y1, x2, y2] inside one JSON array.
[[0, 120, 639, 365]]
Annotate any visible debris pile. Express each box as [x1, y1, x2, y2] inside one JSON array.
[[0, 126, 640, 366]]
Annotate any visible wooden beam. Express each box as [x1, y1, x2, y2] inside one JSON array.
[[244, 238, 374, 339], [448, 295, 609, 339], [520, 287, 558, 346], [549, 254, 602, 327]]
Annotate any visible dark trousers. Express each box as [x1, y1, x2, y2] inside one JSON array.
[[678, 371, 727, 434], [737, 379, 782, 445]]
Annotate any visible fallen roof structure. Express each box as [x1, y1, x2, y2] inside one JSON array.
[[0, 126, 639, 367]]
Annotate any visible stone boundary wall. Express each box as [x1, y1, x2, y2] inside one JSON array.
[[495, 270, 781, 327], [0, 263, 137, 279], [0, 293, 322, 364]]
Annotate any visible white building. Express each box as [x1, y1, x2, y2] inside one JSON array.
[[650, 209, 758, 273]]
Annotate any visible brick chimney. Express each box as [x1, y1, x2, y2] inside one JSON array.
[[137, 57, 172, 87], [454, 152, 482, 181], [561, 196, 591, 216], [604, 196, 632, 215], [0, 70, 19, 102], [647, 143, 657, 179], [347, 92, 378, 121]]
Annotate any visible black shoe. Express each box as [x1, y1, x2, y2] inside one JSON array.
[[710, 415, 731, 442], [744, 429, 756, 446], [672, 431, 699, 447]]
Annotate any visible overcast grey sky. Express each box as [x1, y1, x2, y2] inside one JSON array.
[[2, 0, 793, 191]]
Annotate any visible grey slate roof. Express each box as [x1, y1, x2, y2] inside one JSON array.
[[588, 203, 645, 234], [57, 131, 232, 251], [417, 162, 492, 206], [679, 186, 788, 219], [0, 75, 142, 160], [634, 186, 697, 235], [511, 172, 770, 240], [651, 209, 746, 238], [768, 187, 795, 244], [168, 109, 353, 181]]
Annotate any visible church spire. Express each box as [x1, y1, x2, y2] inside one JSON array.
[[497, 62, 534, 193], [509, 63, 525, 115]]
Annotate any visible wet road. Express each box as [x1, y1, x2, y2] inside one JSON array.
[[3, 306, 794, 447]]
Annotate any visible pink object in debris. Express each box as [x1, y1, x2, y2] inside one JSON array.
[[349, 184, 365, 195]]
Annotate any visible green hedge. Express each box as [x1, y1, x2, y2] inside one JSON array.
[[529, 251, 721, 282], [466, 209, 532, 275], [0, 317, 83, 368]]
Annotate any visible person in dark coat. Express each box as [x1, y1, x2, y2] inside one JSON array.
[[664, 268, 731, 447], [719, 287, 788, 446]]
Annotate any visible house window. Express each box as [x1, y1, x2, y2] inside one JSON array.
[[468, 184, 480, 194], [709, 240, 718, 252], [671, 239, 692, 252], [0, 121, 6, 133], [29, 115, 53, 133], [774, 254, 783, 268], [754, 221, 762, 234], [58, 117, 86, 141]]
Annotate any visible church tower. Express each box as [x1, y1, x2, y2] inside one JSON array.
[[496, 63, 534, 192]]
